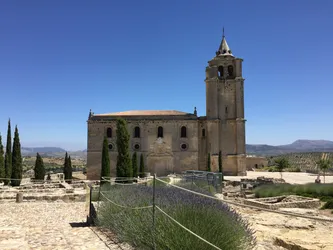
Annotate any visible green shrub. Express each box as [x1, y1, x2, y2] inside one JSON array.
[[321, 200, 333, 210], [254, 183, 333, 201]]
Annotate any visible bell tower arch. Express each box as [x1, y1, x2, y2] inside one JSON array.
[[204, 29, 246, 175]]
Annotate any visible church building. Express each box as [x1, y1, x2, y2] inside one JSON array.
[[86, 31, 247, 179]]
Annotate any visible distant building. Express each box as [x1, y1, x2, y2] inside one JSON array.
[[246, 155, 268, 170], [86, 31, 246, 179]]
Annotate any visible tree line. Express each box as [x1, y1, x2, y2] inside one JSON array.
[[34, 151, 73, 182], [100, 118, 145, 182], [0, 119, 74, 185]]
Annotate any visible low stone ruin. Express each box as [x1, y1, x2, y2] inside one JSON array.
[[0, 181, 88, 203], [244, 195, 321, 210], [240, 176, 286, 190]]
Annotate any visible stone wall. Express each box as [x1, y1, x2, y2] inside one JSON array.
[[87, 119, 199, 180], [246, 157, 268, 170], [244, 195, 321, 210]]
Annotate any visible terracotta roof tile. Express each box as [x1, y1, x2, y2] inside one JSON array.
[[94, 110, 192, 116]]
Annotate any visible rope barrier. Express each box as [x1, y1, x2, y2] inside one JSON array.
[[100, 191, 153, 210], [0, 178, 28, 181], [113, 182, 139, 186], [155, 177, 333, 223], [155, 205, 222, 250], [98, 185, 222, 249], [95, 175, 333, 250]]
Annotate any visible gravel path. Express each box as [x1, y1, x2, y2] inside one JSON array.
[[0, 201, 131, 250]]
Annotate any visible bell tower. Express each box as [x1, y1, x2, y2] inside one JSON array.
[[204, 29, 246, 175]]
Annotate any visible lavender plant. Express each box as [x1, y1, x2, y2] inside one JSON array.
[[96, 181, 255, 250]]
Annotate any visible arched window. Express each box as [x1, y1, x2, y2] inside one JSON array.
[[218, 66, 224, 79], [157, 126, 163, 138], [180, 126, 187, 138], [225, 106, 228, 114], [202, 129, 206, 137], [134, 126, 140, 138], [106, 127, 112, 138], [227, 65, 234, 77]]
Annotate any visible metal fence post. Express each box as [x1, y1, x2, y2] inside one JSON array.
[[97, 181, 102, 210], [152, 174, 156, 250], [86, 184, 93, 225]]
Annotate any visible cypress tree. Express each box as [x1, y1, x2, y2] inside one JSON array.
[[34, 153, 45, 180], [139, 153, 145, 178], [132, 152, 138, 178], [0, 134, 5, 180], [4, 119, 12, 185], [68, 155, 73, 183], [116, 118, 132, 178], [101, 136, 111, 182], [207, 153, 211, 172], [11, 126, 22, 186], [63, 152, 68, 181], [218, 150, 224, 181]]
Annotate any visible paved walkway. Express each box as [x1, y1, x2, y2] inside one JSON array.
[[0, 201, 131, 250]]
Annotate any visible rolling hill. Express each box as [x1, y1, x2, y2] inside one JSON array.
[[246, 140, 333, 155], [20, 147, 86, 158]]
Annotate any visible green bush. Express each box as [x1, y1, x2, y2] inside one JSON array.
[[267, 166, 278, 172], [254, 183, 333, 201], [321, 200, 333, 210]]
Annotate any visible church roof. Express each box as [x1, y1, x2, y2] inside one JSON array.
[[94, 110, 194, 116], [216, 28, 233, 57]]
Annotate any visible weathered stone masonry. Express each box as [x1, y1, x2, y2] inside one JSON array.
[[87, 32, 247, 180]]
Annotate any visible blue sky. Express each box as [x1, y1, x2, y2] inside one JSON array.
[[1, 0, 333, 151]]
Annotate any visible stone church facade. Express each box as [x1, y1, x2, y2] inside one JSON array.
[[86, 32, 246, 180]]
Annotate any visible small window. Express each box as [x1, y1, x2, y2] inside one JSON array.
[[157, 126, 163, 138], [218, 66, 224, 79], [180, 143, 188, 151], [106, 127, 112, 138], [202, 129, 206, 137], [108, 144, 113, 150], [134, 126, 140, 138], [180, 126, 187, 138], [227, 65, 233, 77], [225, 106, 228, 114]]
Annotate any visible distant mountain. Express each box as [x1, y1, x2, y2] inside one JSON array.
[[283, 140, 333, 150], [21, 147, 66, 154], [20, 147, 86, 158], [246, 140, 333, 156]]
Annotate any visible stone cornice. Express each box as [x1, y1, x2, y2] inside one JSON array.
[[226, 118, 246, 123], [235, 77, 245, 81], [226, 154, 247, 158], [206, 118, 220, 123], [88, 119, 200, 124]]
